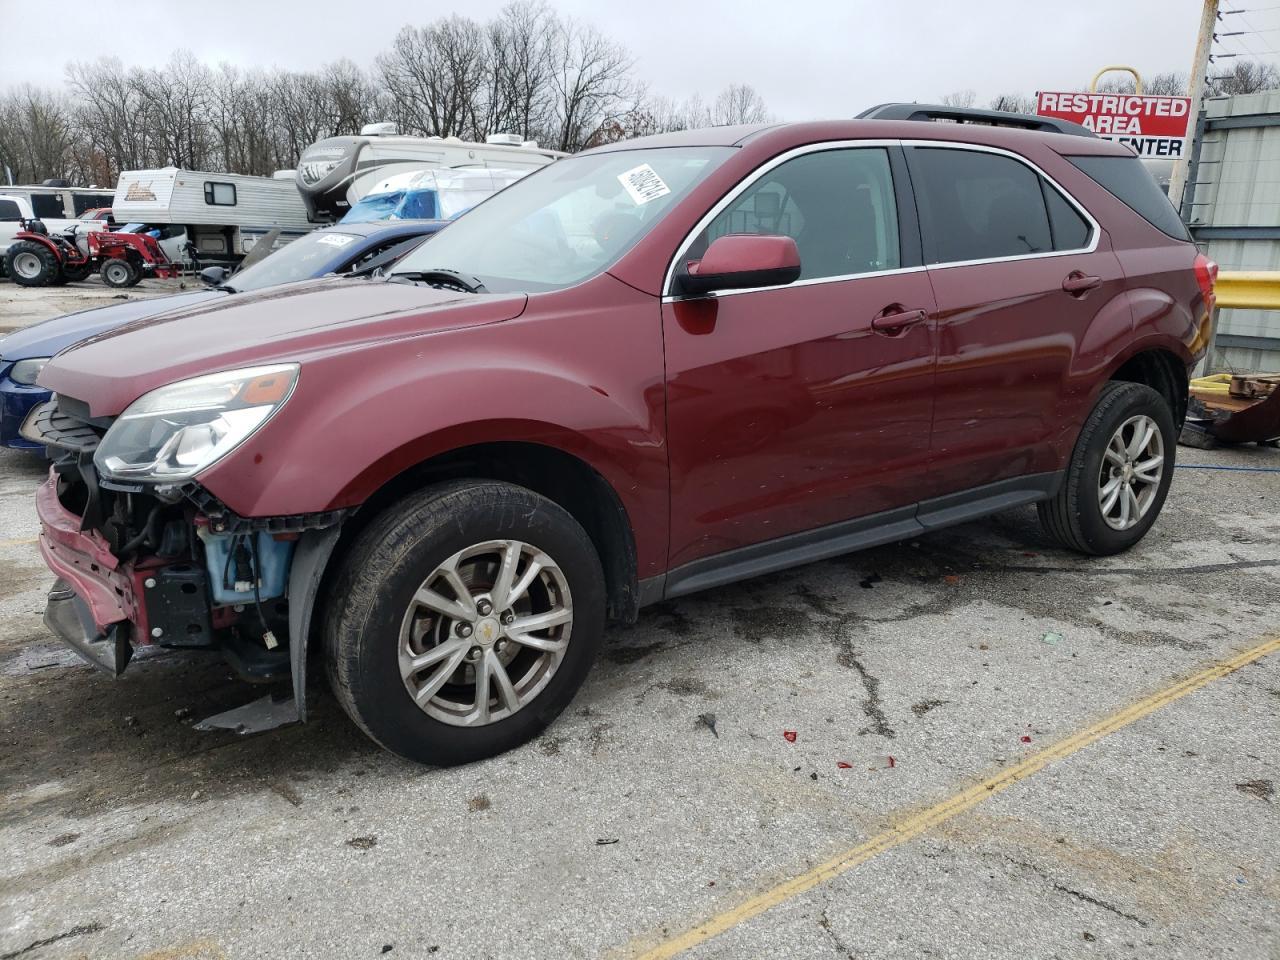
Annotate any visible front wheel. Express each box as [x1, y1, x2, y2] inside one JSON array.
[[100, 257, 138, 288], [325, 481, 605, 765], [1038, 381, 1176, 555]]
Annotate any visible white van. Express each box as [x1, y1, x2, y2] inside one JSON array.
[[296, 124, 563, 222]]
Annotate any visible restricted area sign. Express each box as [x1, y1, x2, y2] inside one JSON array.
[[1036, 92, 1193, 157]]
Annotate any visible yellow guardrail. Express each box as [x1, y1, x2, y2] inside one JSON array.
[[1215, 271, 1280, 311]]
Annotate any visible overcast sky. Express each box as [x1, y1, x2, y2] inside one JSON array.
[[1, 0, 1275, 117]]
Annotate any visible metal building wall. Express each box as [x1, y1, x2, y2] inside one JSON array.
[[1184, 90, 1280, 373]]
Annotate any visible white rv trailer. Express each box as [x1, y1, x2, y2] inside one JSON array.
[[111, 167, 312, 266], [296, 124, 564, 222]]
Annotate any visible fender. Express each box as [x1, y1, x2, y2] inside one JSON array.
[[196, 274, 669, 574]]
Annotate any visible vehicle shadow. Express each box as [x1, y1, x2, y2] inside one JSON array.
[[0, 510, 1057, 821]]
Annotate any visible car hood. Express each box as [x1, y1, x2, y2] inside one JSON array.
[[0, 290, 225, 361], [39, 277, 529, 417]]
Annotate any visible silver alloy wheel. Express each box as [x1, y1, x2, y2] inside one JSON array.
[[12, 251, 42, 280], [1098, 414, 1165, 531], [397, 539, 573, 726], [103, 261, 129, 285]]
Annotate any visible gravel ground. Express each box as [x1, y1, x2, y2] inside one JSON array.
[[0, 282, 1276, 960]]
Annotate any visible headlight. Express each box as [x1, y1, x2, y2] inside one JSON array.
[[9, 357, 49, 386], [94, 364, 299, 482]]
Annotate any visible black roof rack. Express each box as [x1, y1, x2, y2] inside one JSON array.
[[856, 103, 1096, 139]]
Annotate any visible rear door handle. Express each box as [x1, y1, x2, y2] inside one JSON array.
[[1062, 271, 1102, 296], [870, 306, 928, 335]]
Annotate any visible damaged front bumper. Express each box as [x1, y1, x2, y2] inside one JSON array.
[[36, 475, 139, 674], [33, 463, 344, 731]]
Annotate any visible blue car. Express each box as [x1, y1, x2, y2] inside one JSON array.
[[0, 220, 445, 450]]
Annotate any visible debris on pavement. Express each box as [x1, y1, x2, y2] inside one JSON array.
[[943, 575, 961, 585], [1042, 632, 1063, 645], [836, 761, 852, 769], [1020, 735, 1033, 743], [467, 795, 492, 812], [346, 836, 378, 850], [595, 838, 619, 845], [698, 712, 719, 738], [859, 573, 882, 589], [1236, 779, 1274, 802], [783, 730, 797, 742]]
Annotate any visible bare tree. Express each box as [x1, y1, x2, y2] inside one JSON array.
[[547, 18, 638, 151], [711, 83, 771, 125], [940, 89, 976, 108], [0, 85, 76, 183], [1209, 59, 1280, 96], [989, 93, 1036, 114]]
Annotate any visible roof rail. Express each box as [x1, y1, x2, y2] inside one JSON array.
[[856, 103, 1096, 139]]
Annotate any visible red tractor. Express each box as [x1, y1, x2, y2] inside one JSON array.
[[4, 219, 181, 288]]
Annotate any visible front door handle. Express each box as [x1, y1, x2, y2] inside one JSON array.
[[1062, 271, 1102, 296], [870, 306, 928, 335]]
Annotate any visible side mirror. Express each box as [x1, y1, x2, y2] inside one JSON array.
[[199, 265, 229, 286], [677, 234, 801, 297]]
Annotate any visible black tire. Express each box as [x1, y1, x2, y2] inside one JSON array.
[[325, 481, 606, 765], [1038, 381, 1176, 556], [5, 240, 60, 287], [100, 257, 138, 288], [60, 261, 93, 282]]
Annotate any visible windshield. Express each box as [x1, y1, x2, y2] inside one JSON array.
[[391, 147, 733, 293], [229, 231, 362, 291], [342, 189, 438, 224]]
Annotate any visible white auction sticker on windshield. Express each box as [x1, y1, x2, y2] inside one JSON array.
[[617, 164, 671, 205], [317, 234, 356, 247]]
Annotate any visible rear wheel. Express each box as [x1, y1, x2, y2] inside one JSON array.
[[5, 241, 60, 287], [1038, 381, 1175, 555], [325, 481, 606, 765], [100, 257, 138, 288]]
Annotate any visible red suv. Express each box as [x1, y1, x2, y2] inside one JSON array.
[[26, 105, 1215, 765]]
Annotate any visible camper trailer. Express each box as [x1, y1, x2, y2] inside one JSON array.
[[296, 124, 564, 222], [111, 168, 312, 266]]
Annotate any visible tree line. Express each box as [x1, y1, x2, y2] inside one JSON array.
[[4, 0, 1278, 190], [0, 0, 771, 187]]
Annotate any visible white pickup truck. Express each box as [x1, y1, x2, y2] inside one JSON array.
[[0, 194, 104, 275]]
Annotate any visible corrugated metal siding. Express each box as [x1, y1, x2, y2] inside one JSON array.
[[1190, 92, 1280, 371]]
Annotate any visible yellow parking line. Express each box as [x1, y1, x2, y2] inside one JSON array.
[[0, 536, 38, 547], [626, 632, 1280, 960]]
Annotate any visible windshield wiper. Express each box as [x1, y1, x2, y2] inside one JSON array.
[[390, 268, 487, 294], [216, 284, 238, 293]]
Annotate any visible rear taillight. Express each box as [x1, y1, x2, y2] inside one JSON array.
[[1194, 253, 1218, 312]]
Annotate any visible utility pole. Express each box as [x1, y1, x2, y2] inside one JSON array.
[[1169, 0, 1220, 211]]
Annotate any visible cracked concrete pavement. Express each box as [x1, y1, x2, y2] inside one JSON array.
[[0, 284, 1277, 958]]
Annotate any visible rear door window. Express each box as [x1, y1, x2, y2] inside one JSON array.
[[910, 148, 1054, 264], [0, 199, 20, 221], [1066, 154, 1190, 241], [688, 147, 901, 281]]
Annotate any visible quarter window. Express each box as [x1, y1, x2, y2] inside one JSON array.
[[911, 148, 1059, 264], [0, 199, 20, 221], [204, 182, 237, 206], [688, 147, 901, 282], [1042, 179, 1091, 250]]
